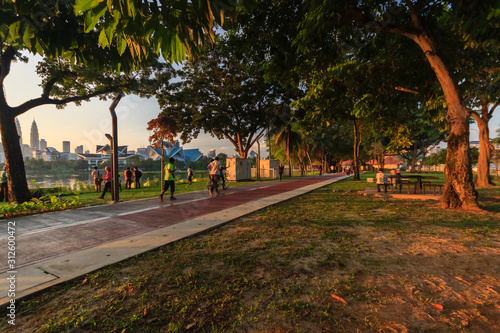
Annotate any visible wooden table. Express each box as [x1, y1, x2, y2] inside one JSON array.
[[387, 174, 440, 193], [400, 175, 440, 192]]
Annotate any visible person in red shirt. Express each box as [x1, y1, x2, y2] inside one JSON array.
[[98, 166, 112, 199]]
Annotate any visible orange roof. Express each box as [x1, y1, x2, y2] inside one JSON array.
[[366, 156, 403, 165]]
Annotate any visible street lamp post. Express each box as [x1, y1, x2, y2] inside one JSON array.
[[108, 93, 123, 203], [256, 140, 261, 182]]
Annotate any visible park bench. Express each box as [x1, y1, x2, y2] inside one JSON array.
[[377, 183, 393, 193], [423, 183, 445, 195], [399, 181, 418, 194]]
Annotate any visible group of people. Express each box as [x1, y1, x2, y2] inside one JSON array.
[[124, 167, 143, 190], [92, 165, 143, 200]]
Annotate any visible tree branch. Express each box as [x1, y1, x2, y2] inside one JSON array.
[[12, 86, 125, 117], [488, 101, 499, 118], [394, 86, 420, 94], [247, 128, 266, 151]]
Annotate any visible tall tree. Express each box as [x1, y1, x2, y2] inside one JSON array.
[[157, 37, 281, 158], [0, 0, 243, 203], [296, 0, 500, 209]]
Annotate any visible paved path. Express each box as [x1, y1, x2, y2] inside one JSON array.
[[0, 174, 348, 305]]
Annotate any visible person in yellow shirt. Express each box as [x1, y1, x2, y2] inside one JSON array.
[[159, 157, 176, 201]]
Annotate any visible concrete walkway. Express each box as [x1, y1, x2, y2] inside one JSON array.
[[0, 174, 349, 306]]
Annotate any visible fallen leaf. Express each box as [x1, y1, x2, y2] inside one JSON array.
[[432, 303, 443, 311], [255, 273, 264, 280], [186, 322, 196, 329], [331, 294, 347, 305], [144, 308, 147, 316], [81, 278, 87, 284]]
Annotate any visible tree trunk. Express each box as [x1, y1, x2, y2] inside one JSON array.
[[409, 144, 418, 172], [0, 110, 32, 203], [411, 33, 478, 209], [472, 105, 494, 187], [353, 119, 361, 180]]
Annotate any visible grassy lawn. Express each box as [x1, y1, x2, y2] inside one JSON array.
[[2, 174, 500, 332]]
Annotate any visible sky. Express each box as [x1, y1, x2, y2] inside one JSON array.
[[4, 54, 248, 156], [3, 55, 500, 156]]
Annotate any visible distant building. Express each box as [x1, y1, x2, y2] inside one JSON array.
[[40, 139, 47, 151], [76, 154, 104, 168], [184, 149, 203, 162], [63, 141, 70, 153], [78, 144, 136, 167], [44, 147, 60, 161], [21, 144, 32, 158], [136, 148, 149, 160], [207, 149, 216, 159], [30, 120, 39, 150], [148, 141, 203, 163], [74, 145, 84, 154]]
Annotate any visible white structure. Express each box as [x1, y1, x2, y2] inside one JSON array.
[[252, 159, 280, 179], [77, 144, 137, 167], [226, 158, 251, 181], [148, 141, 203, 163]]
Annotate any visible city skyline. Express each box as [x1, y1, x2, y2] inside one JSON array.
[[6, 54, 250, 157]]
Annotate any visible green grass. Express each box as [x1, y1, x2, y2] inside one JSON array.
[[4, 174, 499, 332]]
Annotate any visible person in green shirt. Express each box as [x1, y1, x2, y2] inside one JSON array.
[[159, 157, 177, 202], [0, 166, 7, 202]]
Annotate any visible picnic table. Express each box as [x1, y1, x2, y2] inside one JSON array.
[[387, 174, 440, 193]]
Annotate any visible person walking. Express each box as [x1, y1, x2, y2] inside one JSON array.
[[91, 166, 102, 192], [207, 156, 222, 196], [318, 166, 323, 176], [160, 157, 176, 201], [278, 163, 285, 181], [0, 166, 8, 202], [124, 167, 133, 189], [134, 166, 142, 189], [98, 166, 112, 199], [187, 166, 194, 185]]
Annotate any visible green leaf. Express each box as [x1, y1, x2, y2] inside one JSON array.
[[74, 0, 98, 15], [23, 25, 34, 49], [98, 29, 109, 47], [117, 35, 127, 55], [9, 21, 21, 40], [84, 3, 107, 33]]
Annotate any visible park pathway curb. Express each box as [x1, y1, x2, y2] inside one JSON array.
[[0, 175, 348, 306]]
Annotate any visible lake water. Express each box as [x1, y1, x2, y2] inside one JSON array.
[[26, 171, 210, 189]]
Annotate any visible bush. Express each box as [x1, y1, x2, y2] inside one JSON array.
[[0, 195, 82, 218]]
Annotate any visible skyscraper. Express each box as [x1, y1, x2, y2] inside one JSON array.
[[30, 119, 39, 150], [40, 139, 47, 151], [63, 141, 70, 153], [15, 118, 22, 145]]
